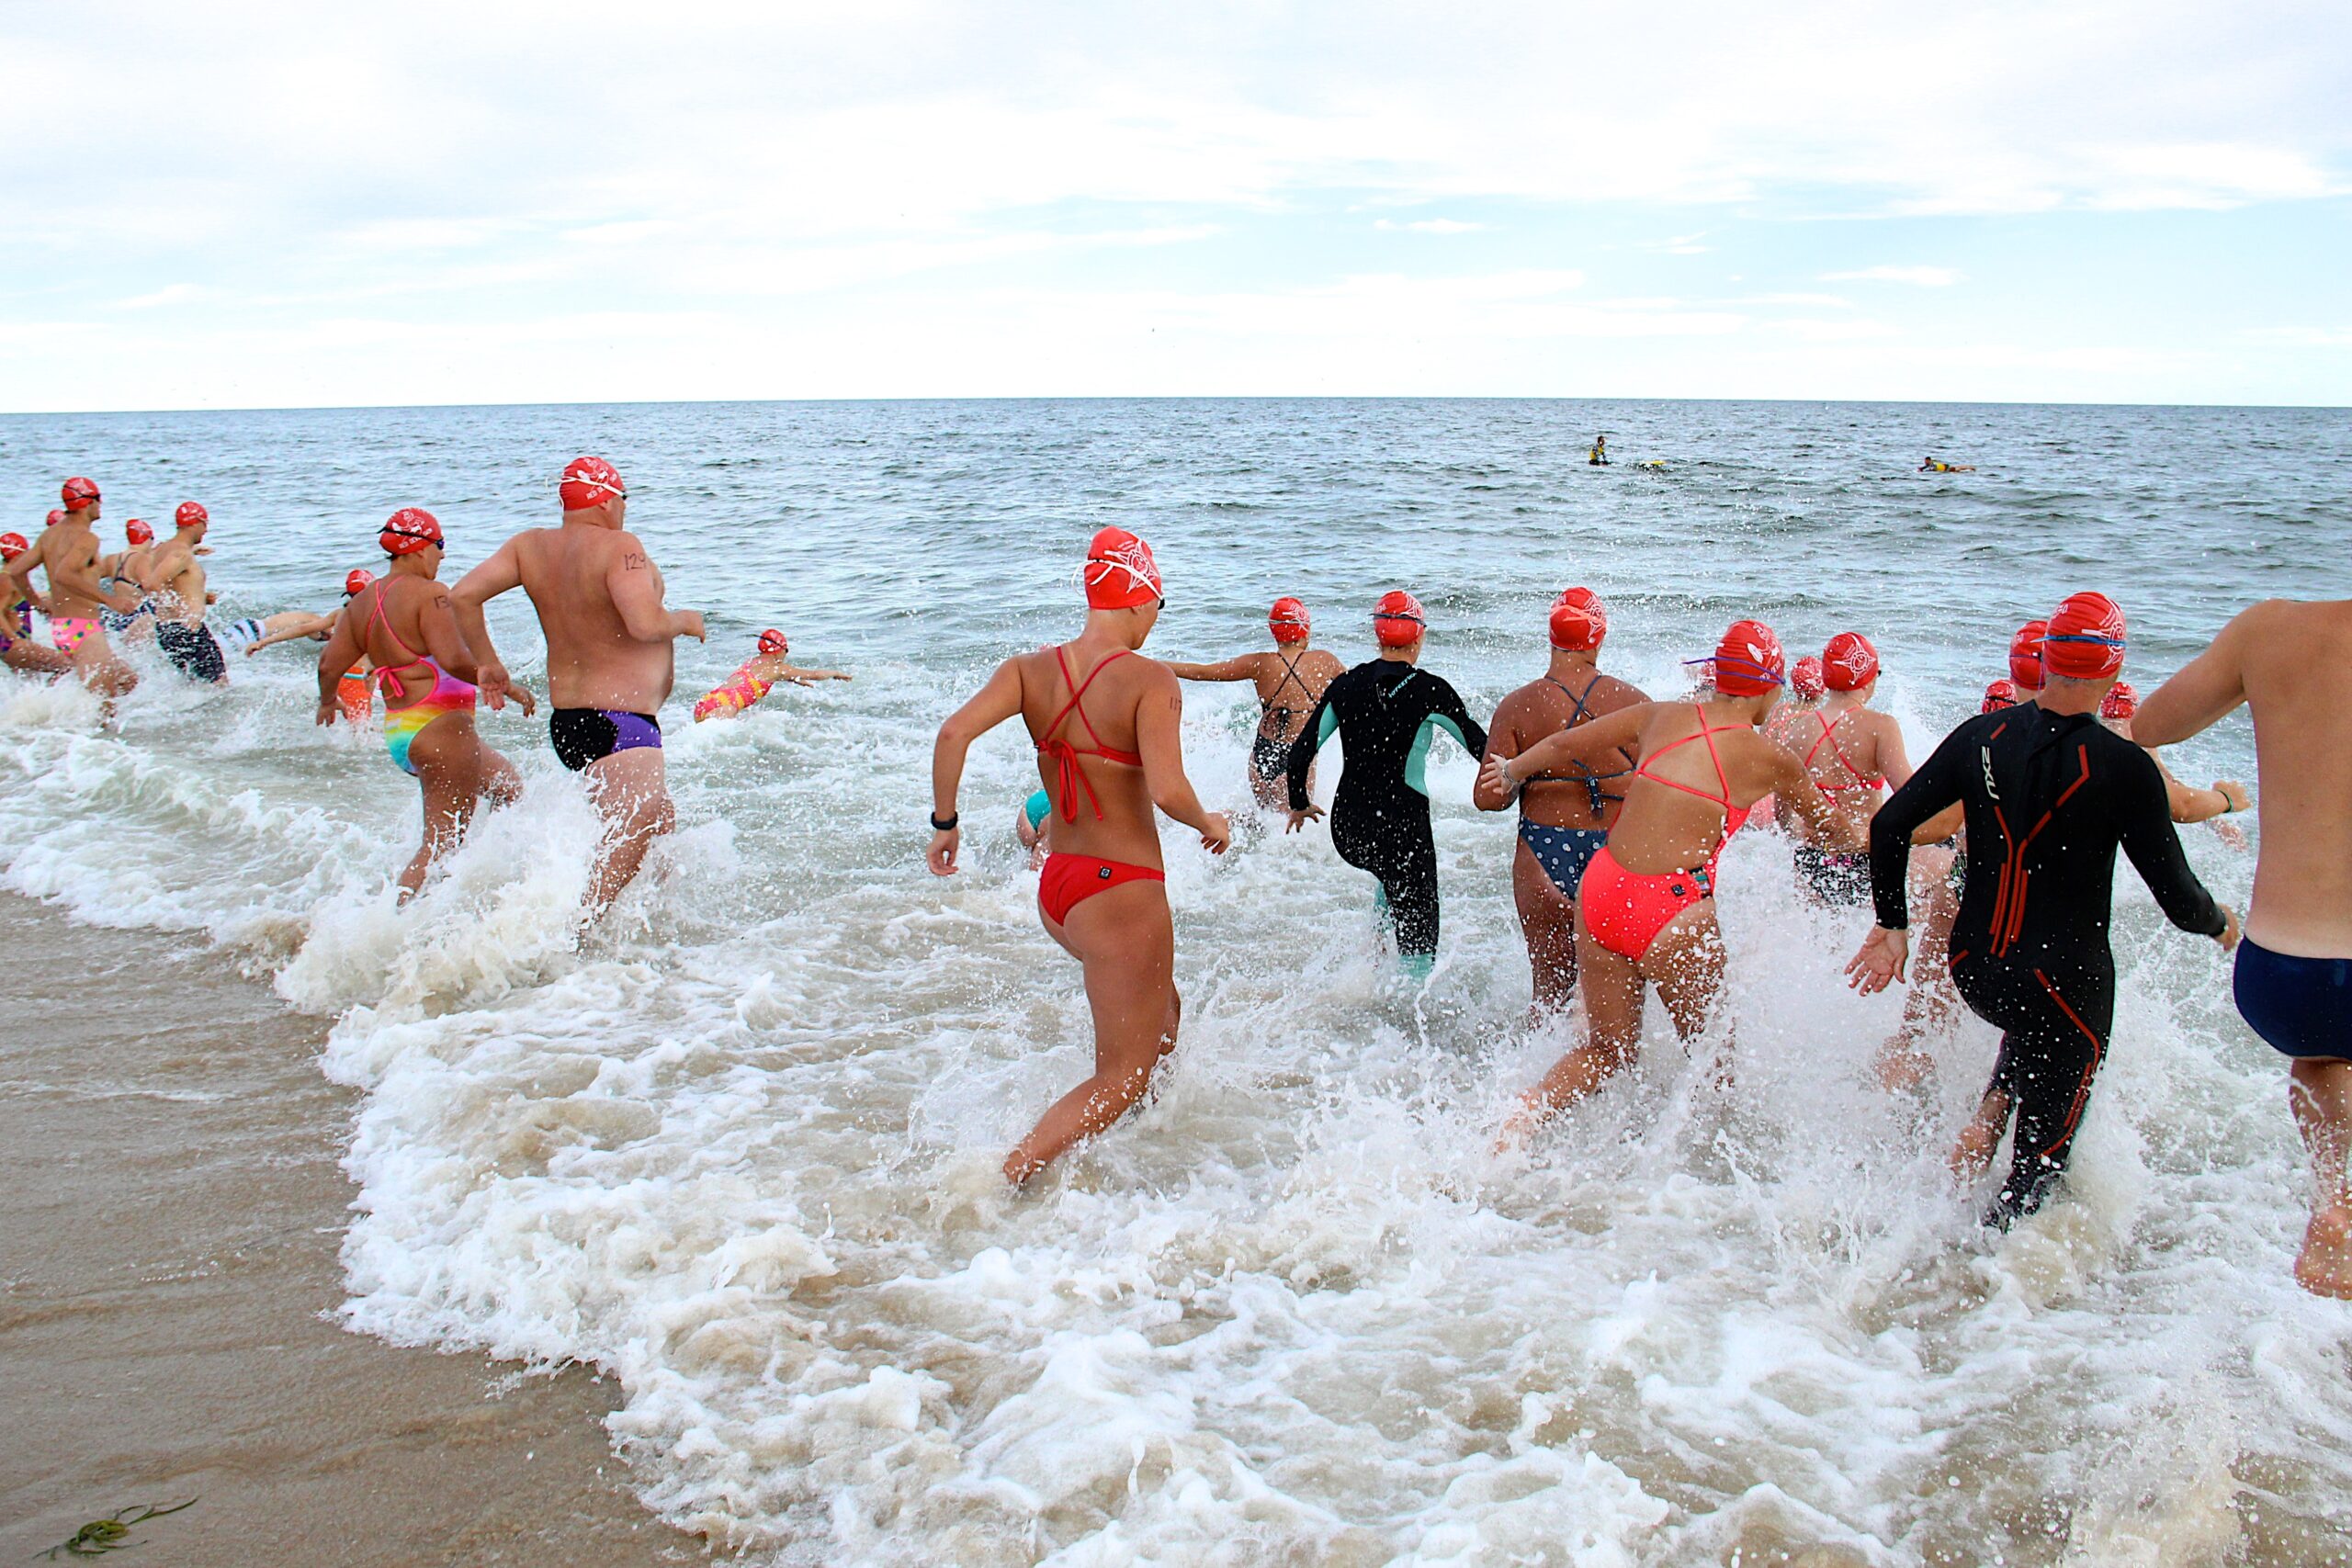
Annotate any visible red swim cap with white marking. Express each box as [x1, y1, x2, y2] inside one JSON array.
[[1373, 590, 1425, 648], [345, 569, 376, 597], [2100, 681, 2138, 720], [1083, 526, 1162, 609], [125, 519, 154, 547], [61, 477, 98, 509], [560, 456, 628, 512], [1982, 678, 2019, 714], [2007, 621, 2047, 690], [0, 533, 26, 560], [1790, 656, 1826, 701], [379, 507, 443, 557], [175, 501, 208, 530], [1269, 597, 1309, 645], [1822, 631, 1879, 692], [1707, 619, 1786, 696], [2042, 592, 2127, 680], [1549, 586, 1607, 652], [758, 628, 788, 655]]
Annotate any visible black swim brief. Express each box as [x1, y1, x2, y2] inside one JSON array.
[[154, 619, 225, 682], [550, 707, 662, 772]]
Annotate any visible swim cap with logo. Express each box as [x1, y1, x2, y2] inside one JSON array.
[[2100, 681, 2138, 720], [560, 456, 628, 511], [380, 507, 444, 557], [1790, 656, 1826, 701], [175, 501, 209, 530], [2042, 592, 2127, 680], [0, 533, 26, 560], [1981, 678, 2019, 714], [1373, 590, 1426, 649], [2007, 621, 2048, 691], [758, 628, 788, 655], [344, 569, 376, 597], [1269, 596, 1310, 645], [1082, 526, 1162, 609], [61, 477, 99, 510], [1549, 586, 1607, 652], [125, 519, 155, 547], [1822, 631, 1879, 692], [1696, 619, 1786, 695]]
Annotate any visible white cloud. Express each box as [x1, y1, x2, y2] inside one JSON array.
[[1374, 218, 1487, 233], [1820, 266, 1966, 287]]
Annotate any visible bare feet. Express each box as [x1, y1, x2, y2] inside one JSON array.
[[1873, 1037, 1937, 1095], [1948, 1103, 2005, 1189], [2294, 1203, 2352, 1299]]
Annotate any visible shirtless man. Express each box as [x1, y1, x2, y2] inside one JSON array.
[[144, 502, 228, 683], [1489, 621, 1848, 1138], [2, 478, 140, 703], [2136, 598, 2352, 1296], [927, 526, 1230, 1184], [0, 533, 74, 677], [452, 456, 706, 915], [1473, 588, 1645, 1013], [1163, 597, 1345, 807]]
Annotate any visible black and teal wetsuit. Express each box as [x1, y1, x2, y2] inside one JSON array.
[[1871, 705, 2225, 1225], [1287, 660, 1487, 963]]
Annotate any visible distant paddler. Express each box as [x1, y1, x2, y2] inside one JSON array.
[[1163, 596, 1343, 807], [1589, 434, 1611, 467], [692, 628, 851, 721], [926, 526, 1229, 1185], [1920, 457, 1977, 473]]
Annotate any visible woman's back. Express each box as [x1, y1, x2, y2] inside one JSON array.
[[1023, 638, 1163, 866]]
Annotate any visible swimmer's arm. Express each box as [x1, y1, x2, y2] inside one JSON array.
[[244, 611, 337, 653], [1284, 691, 1340, 813], [51, 542, 133, 614], [451, 544, 534, 708], [1, 551, 40, 615], [1160, 654, 1261, 682], [1769, 747, 1843, 840], [930, 660, 1025, 873], [2117, 750, 2230, 941], [1473, 694, 1534, 812], [1136, 671, 1230, 852], [607, 538, 703, 645], [313, 610, 365, 723], [2133, 605, 2256, 746], [1496, 705, 1648, 787], [1869, 727, 1968, 930], [1877, 716, 1917, 793], [1910, 802, 1965, 845], [769, 662, 851, 686], [421, 585, 536, 716]]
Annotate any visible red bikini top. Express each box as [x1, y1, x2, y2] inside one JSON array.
[[1037, 645, 1142, 821]]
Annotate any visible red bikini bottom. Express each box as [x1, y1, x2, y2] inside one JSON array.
[[1038, 852, 1166, 926]]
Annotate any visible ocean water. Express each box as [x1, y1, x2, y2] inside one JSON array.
[[3, 397, 2348, 1565]]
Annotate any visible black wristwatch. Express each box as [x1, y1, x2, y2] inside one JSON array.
[[930, 810, 958, 832]]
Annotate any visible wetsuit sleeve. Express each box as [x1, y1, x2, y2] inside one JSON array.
[[1286, 688, 1340, 811], [2112, 743, 2227, 938], [1426, 679, 1488, 761], [1869, 721, 1971, 930]]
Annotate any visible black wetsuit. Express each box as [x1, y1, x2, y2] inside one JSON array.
[[1287, 660, 1486, 961], [1871, 705, 2225, 1224]]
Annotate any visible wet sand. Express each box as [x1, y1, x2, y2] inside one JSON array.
[[0, 894, 691, 1566]]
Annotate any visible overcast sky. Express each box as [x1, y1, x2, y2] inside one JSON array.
[[5, 2, 2347, 411]]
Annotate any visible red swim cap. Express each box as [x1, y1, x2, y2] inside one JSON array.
[[380, 507, 444, 557], [125, 519, 154, 547], [1790, 656, 1826, 701], [175, 501, 208, 530], [1082, 526, 1162, 609], [2007, 620, 2047, 690], [44, 510, 62, 528], [2042, 592, 2127, 680], [61, 477, 98, 509], [560, 456, 628, 512], [1373, 590, 1426, 648], [1981, 678, 2018, 714], [2100, 681, 2138, 720], [1823, 631, 1879, 692], [1706, 619, 1787, 696], [758, 628, 788, 655], [1549, 586, 1608, 652], [344, 568, 376, 597], [1269, 596, 1309, 645], [0, 533, 26, 560]]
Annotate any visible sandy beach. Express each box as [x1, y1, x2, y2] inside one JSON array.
[[0, 893, 688, 1566]]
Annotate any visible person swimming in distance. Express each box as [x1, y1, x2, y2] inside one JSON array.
[[927, 526, 1229, 1185], [453, 456, 707, 918], [314, 510, 532, 902], [1287, 592, 1487, 981], [1920, 457, 1977, 474], [1475, 588, 1646, 1015], [692, 628, 851, 721], [1490, 621, 1849, 1142], [0, 533, 74, 678], [1589, 435, 1611, 467], [1162, 597, 1345, 808], [1849, 592, 2236, 1227]]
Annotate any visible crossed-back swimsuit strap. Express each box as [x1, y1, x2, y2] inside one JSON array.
[[1527, 672, 1634, 814], [1261, 649, 1315, 736], [364, 585, 441, 708], [1804, 708, 1885, 794], [1633, 705, 1754, 876], [1037, 645, 1143, 822]]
